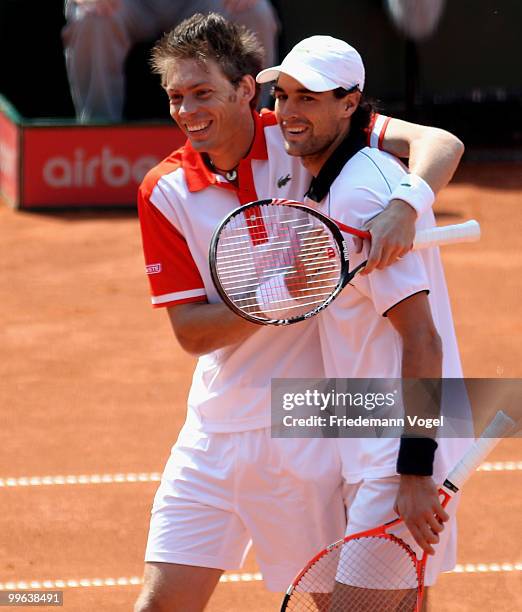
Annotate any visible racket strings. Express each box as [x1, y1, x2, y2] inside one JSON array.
[[285, 536, 419, 612], [214, 206, 344, 321]]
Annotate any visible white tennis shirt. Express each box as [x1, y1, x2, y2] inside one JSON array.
[[138, 111, 389, 432], [307, 146, 470, 481]]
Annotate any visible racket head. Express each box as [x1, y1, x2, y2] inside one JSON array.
[[209, 199, 350, 325], [281, 528, 423, 612]]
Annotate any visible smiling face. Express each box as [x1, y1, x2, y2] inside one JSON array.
[[164, 57, 256, 169], [274, 73, 359, 175]]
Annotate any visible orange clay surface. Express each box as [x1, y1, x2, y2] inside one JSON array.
[[1, 163, 521, 611]]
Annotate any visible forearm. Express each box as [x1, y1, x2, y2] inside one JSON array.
[[382, 118, 464, 194], [401, 330, 442, 379], [167, 302, 259, 357], [389, 297, 447, 551], [401, 329, 442, 429], [407, 130, 464, 193], [387, 293, 443, 473], [398, 332, 443, 482], [396, 333, 447, 553]]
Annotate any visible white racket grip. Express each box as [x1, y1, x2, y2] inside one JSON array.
[[413, 220, 481, 250], [445, 411, 515, 491]]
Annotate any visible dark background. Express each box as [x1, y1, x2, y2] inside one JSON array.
[[1, 0, 520, 147]]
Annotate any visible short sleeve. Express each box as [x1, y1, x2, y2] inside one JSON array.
[[137, 182, 206, 308], [351, 246, 430, 317]]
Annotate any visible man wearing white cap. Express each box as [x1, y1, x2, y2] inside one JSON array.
[[258, 35, 469, 600], [259, 36, 458, 272]]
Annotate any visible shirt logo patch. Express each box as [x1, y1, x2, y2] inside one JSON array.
[[146, 263, 162, 275], [277, 174, 291, 188]]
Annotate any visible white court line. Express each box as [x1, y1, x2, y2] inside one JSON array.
[[0, 473, 162, 488], [477, 461, 522, 472], [452, 563, 522, 574], [0, 565, 521, 590], [0, 462, 520, 488], [0, 574, 263, 590]]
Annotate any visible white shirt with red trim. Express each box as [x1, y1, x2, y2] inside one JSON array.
[[137, 112, 391, 433], [309, 147, 470, 481]]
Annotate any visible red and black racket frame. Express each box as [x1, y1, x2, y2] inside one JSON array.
[[209, 199, 370, 325], [280, 483, 456, 612]]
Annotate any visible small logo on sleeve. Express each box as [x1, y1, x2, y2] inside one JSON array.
[[277, 174, 291, 188], [146, 263, 162, 275]]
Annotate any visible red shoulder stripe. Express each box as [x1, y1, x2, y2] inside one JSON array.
[[139, 147, 184, 199]]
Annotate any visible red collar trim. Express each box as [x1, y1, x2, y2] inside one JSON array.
[[182, 111, 268, 193]]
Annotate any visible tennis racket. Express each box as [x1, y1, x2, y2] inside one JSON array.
[[209, 198, 480, 325], [280, 410, 515, 612]]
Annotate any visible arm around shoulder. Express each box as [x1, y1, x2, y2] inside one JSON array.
[[380, 117, 464, 193], [358, 117, 465, 271], [356, 119, 464, 274]]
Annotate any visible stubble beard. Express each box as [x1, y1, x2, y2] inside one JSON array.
[[284, 133, 336, 169]]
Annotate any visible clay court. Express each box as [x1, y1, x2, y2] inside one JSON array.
[[1, 162, 521, 611]]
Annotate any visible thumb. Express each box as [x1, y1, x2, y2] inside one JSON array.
[[353, 236, 363, 253]]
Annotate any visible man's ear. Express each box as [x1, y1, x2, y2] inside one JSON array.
[[342, 90, 362, 118], [238, 74, 257, 106]]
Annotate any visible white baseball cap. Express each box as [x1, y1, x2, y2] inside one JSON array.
[[256, 35, 365, 92]]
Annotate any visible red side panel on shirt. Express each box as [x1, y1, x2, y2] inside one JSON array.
[[365, 113, 392, 149], [138, 149, 206, 308]]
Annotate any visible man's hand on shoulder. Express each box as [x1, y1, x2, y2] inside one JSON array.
[[394, 474, 449, 555], [354, 199, 417, 275]]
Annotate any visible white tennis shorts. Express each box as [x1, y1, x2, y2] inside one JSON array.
[[145, 426, 346, 591], [342, 475, 459, 587]]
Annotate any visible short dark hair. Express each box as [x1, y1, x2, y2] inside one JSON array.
[[151, 13, 264, 108], [332, 85, 360, 99]]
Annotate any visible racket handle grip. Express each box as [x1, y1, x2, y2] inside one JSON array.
[[413, 220, 481, 250], [445, 411, 515, 491]]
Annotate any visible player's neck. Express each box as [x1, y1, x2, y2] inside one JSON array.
[[207, 112, 255, 172], [301, 125, 352, 177]]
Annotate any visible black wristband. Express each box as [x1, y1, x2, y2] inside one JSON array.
[[396, 437, 438, 476]]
